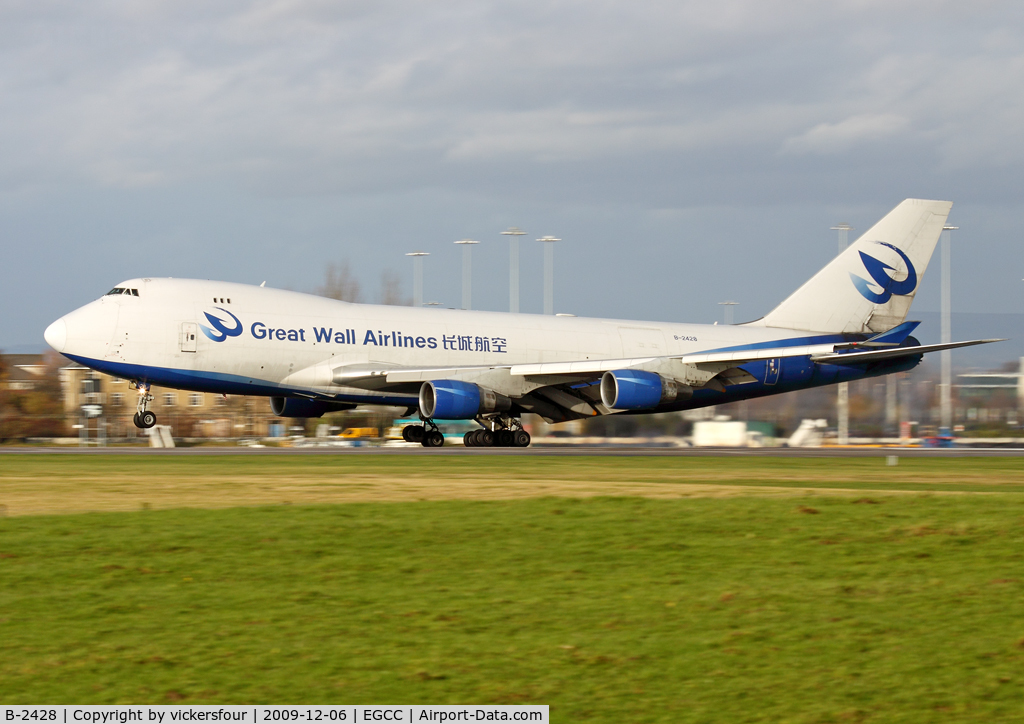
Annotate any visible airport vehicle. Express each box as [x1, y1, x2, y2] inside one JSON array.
[[43, 199, 999, 447], [338, 427, 379, 439]]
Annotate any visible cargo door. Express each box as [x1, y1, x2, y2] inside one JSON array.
[[180, 322, 198, 353]]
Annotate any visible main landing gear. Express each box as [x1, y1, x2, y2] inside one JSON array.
[[402, 415, 531, 448], [131, 383, 156, 429], [464, 415, 530, 448], [402, 419, 445, 447]]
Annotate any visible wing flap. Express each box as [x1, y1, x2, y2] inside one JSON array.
[[679, 344, 836, 366], [385, 365, 511, 383], [510, 357, 658, 376]]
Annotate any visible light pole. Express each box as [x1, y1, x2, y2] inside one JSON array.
[[718, 301, 739, 325], [831, 222, 853, 254], [454, 239, 478, 310], [405, 251, 429, 308], [537, 236, 561, 315], [886, 374, 898, 436], [501, 227, 526, 313], [940, 225, 957, 435], [832, 223, 854, 445]]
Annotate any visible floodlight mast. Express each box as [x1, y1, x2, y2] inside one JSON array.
[[831, 223, 853, 254], [718, 301, 739, 325], [501, 227, 526, 313], [831, 223, 854, 446], [537, 236, 561, 315], [941, 225, 958, 434], [454, 239, 479, 310], [405, 252, 429, 308]]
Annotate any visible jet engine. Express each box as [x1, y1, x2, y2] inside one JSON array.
[[270, 397, 356, 418], [600, 369, 679, 410], [419, 380, 511, 419]]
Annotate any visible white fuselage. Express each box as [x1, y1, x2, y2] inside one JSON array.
[[46, 277, 819, 407]]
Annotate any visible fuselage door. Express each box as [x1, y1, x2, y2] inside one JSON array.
[[180, 322, 198, 353], [765, 358, 781, 385], [617, 326, 665, 357]]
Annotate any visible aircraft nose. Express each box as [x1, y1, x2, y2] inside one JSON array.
[[44, 318, 67, 353]]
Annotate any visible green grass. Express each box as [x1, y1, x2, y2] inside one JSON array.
[[3, 493, 1024, 721]]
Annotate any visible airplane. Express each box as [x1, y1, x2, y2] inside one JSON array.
[[43, 198, 1000, 447]]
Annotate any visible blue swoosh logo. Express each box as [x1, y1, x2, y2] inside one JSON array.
[[199, 307, 243, 342], [850, 242, 917, 304]]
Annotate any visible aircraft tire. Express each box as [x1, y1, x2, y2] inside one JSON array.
[[496, 430, 514, 447], [514, 430, 531, 447], [404, 425, 425, 443], [140, 411, 157, 429], [425, 430, 445, 447], [478, 430, 495, 447], [463, 431, 476, 447], [133, 412, 142, 428]]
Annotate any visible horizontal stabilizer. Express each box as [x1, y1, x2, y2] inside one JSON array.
[[812, 339, 1004, 365], [863, 321, 921, 346]]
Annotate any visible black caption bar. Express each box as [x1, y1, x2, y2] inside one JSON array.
[[0, 706, 548, 724]]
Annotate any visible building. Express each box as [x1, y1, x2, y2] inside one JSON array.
[[58, 364, 282, 439], [954, 357, 1024, 430], [1, 354, 49, 391]]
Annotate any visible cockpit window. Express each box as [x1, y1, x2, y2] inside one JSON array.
[[106, 287, 140, 296], [130, 288, 139, 296], [107, 288, 125, 295]]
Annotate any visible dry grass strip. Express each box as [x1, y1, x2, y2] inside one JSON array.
[[0, 462, 979, 517]]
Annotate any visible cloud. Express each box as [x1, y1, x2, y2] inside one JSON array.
[[5, 0, 1024, 349], [0, 0, 1022, 203], [781, 114, 911, 155]]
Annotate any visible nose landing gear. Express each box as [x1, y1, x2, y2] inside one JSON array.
[[131, 383, 156, 429]]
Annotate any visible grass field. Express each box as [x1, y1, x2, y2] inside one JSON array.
[[2, 455, 1024, 721]]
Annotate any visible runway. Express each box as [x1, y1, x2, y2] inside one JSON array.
[[3, 445, 1024, 457]]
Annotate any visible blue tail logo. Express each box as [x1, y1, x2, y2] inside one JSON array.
[[199, 307, 243, 342], [850, 242, 917, 304]]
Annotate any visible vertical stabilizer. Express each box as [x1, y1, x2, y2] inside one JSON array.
[[756, 199, 951, 334]]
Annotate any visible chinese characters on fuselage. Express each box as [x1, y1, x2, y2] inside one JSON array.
[[248, 322, 507, 353]]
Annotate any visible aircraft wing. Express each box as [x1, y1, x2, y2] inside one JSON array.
[[329, 338, 1004, 422], [501, 337, 1005, 375]]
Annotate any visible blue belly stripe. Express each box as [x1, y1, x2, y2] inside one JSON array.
[[63, 354, 419, 406]]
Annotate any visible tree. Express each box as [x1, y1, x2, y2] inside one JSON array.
[[0, 351, 65, 441], [318, 261, 362, 302], [379, 269, 411, 306]]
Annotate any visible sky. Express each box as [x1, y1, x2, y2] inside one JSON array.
[[3, 1, 1024, 360]]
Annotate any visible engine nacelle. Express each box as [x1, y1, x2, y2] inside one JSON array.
[[419, 380, 511, 420], [600, 369, 678, 410], [270, 397, 356, 418]]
